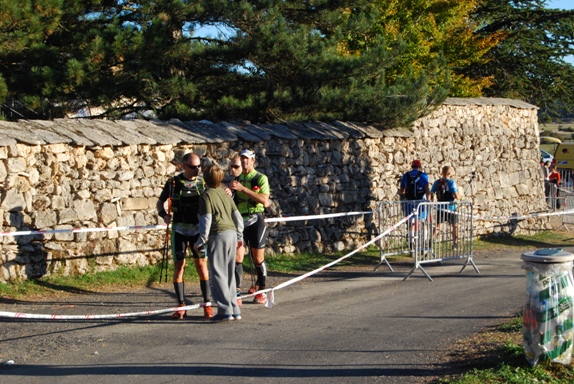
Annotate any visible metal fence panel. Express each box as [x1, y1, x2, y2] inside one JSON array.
[[563, 195, 574, 227], [377, 200, 478, 281]]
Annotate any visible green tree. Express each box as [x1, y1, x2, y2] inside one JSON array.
[[469, 0, 574, 121], [2, 0, 212, 118], [176, 0, 450, 126], [362, 0, 502, 98], [0, 0, 62, 110], [1, 0, 452, 126]]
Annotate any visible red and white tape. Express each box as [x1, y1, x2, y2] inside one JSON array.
[[0, 212, 372, 238], [238, 214, 413, 308], [0, 302, 209, 320], [0, 215, 411, 319], [0, 224, 166, 238]]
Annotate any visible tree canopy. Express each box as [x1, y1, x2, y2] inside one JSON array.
[[0, 0, 573, 124], [468, 0, 574, 121]]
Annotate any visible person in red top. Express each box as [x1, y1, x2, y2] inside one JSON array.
[[548, 165, 561, 209]]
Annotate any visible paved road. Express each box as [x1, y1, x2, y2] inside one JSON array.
[[0, 250, 533, 384]]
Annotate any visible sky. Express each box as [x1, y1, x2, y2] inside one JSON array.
[[547, 0, 574, 63], [547, 0, 573, 10]]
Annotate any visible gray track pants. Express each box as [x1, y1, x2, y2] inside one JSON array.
[[207, 230, 239, 316]]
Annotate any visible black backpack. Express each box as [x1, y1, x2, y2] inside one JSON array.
[[405, 171, 425, 200], [435, 178, 454, 202]]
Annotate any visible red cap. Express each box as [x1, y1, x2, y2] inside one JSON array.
[[411, 160, 422, 168]]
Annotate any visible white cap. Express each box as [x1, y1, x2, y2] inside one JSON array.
[[240, 149, 255, 158]]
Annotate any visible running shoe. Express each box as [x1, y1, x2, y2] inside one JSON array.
[[210, 314, 233, 322], [203, 305, 214, 319], [248, 285, 259, 294], [233, 313, 242, 321], [171, 304, 187, 319]]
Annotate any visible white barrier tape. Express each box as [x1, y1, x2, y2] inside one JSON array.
[[4, 205, 570, 238], [556, 186, 574, 195], [264, 211, 372, 223], [0, 212, 371, 238], [472, 208, 574, 222], [0, 224, 166, 238], [427, 204, 574, 222], [0, 215, 412, 319], [0, 302, 210, 320], [241, 214, 415, 308]]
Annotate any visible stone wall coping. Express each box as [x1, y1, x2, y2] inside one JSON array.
[[0, 98, 537, 147]]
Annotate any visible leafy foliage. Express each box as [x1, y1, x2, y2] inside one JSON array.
[[469, 0, 574, 121], [361, 0, 502, 98], [193, 1, 451, 125], [0, 0, 62, 104], [0, 1, 573, 124], [0, 0, 450, 125]]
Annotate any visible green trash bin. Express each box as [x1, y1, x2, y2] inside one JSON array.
[[521, 248, 574, 366]]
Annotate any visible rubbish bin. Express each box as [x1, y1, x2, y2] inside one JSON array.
[[521, 248, 574, 366]]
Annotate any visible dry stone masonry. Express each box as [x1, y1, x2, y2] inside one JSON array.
[[0, 98, 546, 282]]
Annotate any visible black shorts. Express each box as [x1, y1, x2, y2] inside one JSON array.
[[435, 209, 458, 225], [243, 213, 267, 249], [171, 232, 202, 261]]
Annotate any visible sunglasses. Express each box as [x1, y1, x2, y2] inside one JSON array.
[[230, 165, 241, 169], [183, 164, 200, 170]]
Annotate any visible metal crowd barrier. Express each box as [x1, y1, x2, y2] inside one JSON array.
[[376, 200, 479, 281], [548, 169, 574, 212], [547, 183, 563, 211], [562, 195, 574, 230]]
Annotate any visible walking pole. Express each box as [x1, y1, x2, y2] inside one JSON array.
[[159, 214, 170, 283]]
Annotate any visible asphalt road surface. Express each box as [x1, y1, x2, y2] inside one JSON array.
[[0, 250, 534, 384]]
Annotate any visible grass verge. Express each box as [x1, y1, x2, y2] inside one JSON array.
[[435, 314, 574, 383], [432, 229, 574, 383], [0, 249, 377, 300], [2, 230, 574, 300]]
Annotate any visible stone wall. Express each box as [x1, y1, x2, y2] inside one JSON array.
[[0, 98, 546, 282]]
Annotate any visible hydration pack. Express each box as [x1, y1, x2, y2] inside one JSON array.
[[405, 171, 425, 200], [171, 175, 204, 224], [435, 178, 454, 202]]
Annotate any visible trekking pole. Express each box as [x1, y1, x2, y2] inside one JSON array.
[[159, 201, 171, 283], [159, 223, 170, 283], [163, 192, 174, 282], [247, 245, 257, 289]]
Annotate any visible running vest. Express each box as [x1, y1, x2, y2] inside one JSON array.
[[435, 178, 455, 202], [170, 174, 205, 224], [234, 171, 267, 216]]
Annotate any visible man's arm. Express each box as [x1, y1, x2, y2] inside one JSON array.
[[156, 199, 171, 225], [424, 182, 432, 200], [229, 176, 270, 207]]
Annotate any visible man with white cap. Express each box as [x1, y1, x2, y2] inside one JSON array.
[[228, 148, 271, 304]]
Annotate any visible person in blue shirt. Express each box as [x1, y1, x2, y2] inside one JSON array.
[[399, 160, 432, 251], [430, 166, 460, 248], [399, 159, 431, 217]]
